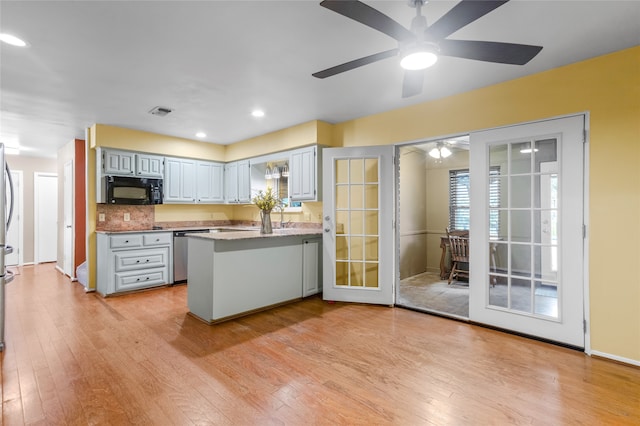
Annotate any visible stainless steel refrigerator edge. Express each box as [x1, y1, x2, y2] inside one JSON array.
[[0, 144, 15, 352]]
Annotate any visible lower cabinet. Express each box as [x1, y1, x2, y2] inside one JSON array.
[[302, 237, 322, 297], [97, 232, 173, 296]]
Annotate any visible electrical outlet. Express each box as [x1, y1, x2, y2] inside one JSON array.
[[98, 213, 105, 222], [124, 212, 130, 222]]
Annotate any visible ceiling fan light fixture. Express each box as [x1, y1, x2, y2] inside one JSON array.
[[400, 50, 438, 71], [0, 33, 28, 47], [429, 145, 452, 159]]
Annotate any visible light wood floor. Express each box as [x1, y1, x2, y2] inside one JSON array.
[[2, 264, 639, 425]]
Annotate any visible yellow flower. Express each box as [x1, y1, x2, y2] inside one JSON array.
[[252, 187, 280, 212]]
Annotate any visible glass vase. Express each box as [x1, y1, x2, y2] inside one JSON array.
[[260, 210, 273, 234]]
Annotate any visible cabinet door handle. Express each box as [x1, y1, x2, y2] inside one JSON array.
[[146, 259, 150, 262], [145, 277, 150, 280], [125, 240, 129, 243], [136, 260, 140, 263], [136, 278, 141, 281]]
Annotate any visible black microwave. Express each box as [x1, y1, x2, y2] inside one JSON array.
[[105, 175, 163, 205]]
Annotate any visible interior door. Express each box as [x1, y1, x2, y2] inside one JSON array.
[[469, 115, 585, 347], [5, 170, 22, 266], [322, 146, 395, 304], [35, 172, 58, 263], [63, 161, 74, 277]]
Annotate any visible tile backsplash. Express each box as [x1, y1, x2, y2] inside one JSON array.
[[95, 204, 322, 232], [96, 204, 154, 231]]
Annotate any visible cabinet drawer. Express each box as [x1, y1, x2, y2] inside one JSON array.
[[110, 235, 143, 249], [114, 248, 169, 272], [115, 269, 168, 292], [143, 233, 172, 246]]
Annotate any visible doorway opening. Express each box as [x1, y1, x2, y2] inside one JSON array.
[[396, 136, 471, 319]]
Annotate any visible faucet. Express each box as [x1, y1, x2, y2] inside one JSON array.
[[279, 206, 285, 229]]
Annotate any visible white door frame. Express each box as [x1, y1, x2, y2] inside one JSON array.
[[6, 170, 23, 266], [34, 172, 58, 264], [63, 160, 74, 278]]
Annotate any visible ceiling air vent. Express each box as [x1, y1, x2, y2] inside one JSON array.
[[148, 106, 173, 117]]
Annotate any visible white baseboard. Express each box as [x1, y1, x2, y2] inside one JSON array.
[[590, 350, 640, 367], [55, 265, 76, 281]]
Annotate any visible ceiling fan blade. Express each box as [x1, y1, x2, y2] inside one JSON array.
[[312, 48, 399, 79], [439, 39, 543, 65], [426, 0, 509, 40], [320, 0, 414, 42], [402, 70, 424, 98]]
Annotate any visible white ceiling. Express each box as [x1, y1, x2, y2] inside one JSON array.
[[1, 1, 639, 158]]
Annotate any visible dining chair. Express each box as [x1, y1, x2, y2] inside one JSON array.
[[446, 228, 469, 285]]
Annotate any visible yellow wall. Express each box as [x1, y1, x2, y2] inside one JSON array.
[[335, 47, 640, 362], [91, 124, 226, 160], [225, 120, 335, 161]]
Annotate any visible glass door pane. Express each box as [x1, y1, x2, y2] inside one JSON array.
[[487, 139, 559, 318]]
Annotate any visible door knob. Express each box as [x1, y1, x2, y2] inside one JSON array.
[[324, 228, 330, 233]]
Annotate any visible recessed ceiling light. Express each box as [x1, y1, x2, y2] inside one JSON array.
[[251, 110, 265, 118], [195, 132, 206, 138], [0, 33, 28, 47]]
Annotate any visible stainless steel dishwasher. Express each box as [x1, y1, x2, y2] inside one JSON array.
[[173, 229, 210, 283]]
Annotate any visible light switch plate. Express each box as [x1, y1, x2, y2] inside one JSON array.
[[124, 212, 130, 222], [98, 213, 105, 222]]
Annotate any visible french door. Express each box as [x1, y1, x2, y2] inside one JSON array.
[[322, 146, 395, 305], [469, 115, 585, 347]]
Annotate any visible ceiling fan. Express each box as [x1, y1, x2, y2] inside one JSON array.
[[312, 0, 543, 98]]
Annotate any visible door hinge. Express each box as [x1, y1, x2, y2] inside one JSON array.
[[583, 224, 587, 239], [583, 319, 587, 333], [583, 129, 588, 143]]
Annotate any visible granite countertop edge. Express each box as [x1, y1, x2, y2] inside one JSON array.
[[96, 227, 323, 240], [185, 229, 323, 241]]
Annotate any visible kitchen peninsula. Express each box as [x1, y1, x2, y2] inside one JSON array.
[[186, 228, 322, 323]]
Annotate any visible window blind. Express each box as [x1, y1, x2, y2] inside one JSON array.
[[449, 168, 500, 236]]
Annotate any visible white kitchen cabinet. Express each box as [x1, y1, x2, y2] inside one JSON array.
[[196, 161, 225, 203], [102, 149, 136, 176], [136, 153, 164, 178], [97, 232, 173, 296], [100, 148, 164, 178], [290, 146, 322, 201], [302, 237, 323, 297], [164, 157, 197, 203], [224, 160, 251, 203]]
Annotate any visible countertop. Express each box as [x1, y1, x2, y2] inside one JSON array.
[[95, 226, 256, 234], [96, 226, 323, 240], [185, 228, 323, 241]]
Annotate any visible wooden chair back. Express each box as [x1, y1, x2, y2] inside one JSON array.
[[446, 227, 470, 263]]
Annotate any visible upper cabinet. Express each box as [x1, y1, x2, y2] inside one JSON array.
[[290, 146, 321, 202], [100, 148, 164, 178], [164, 157, 197, 203], [136, 153, 164, 178], [164, 158, 225, 204], [225, 160, 251, 204], [196, 161, 225, 203]]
